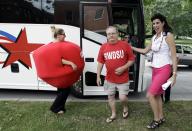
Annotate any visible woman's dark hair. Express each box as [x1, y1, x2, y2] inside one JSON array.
[[54, 28, 65, 38], [151, 13, 172, 35]]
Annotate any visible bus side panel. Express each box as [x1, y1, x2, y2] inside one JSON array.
[[0, 54, 38, 90], [0, 23, 81, 91], [0, 24, 52, 90], [82, 38, 107, 96]]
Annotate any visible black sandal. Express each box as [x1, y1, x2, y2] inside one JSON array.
[[122, 111, 129, 119], [147, 120, 159, 129], [159, 118, 165, 125], [106, 117, 116, 123]]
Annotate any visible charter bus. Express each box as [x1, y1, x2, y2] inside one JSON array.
[[0, 0, 145, 97]]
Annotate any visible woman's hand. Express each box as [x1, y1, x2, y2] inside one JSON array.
[[70, 62, 77, 71], [131, 43, 152, 54], [62, 58, 77, 71], [171, 73, 177, 87]]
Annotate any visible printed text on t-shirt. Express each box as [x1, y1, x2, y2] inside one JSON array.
[[104, 50, 124, 60]]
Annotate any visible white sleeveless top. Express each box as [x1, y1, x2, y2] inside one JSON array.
[[151, 32, 172, 68]]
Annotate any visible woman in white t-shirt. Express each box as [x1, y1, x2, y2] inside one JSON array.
[[132, 13, 177, 129]]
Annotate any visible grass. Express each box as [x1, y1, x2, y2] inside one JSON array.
[[0, 101, 192, 131]]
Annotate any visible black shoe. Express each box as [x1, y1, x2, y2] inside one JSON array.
[[50, 108, 66, 114], [56, 110, 64, 115], [147, 120, 159, 129]]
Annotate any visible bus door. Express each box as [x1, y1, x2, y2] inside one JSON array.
[[80, 2, 142, 95], [110, 4, 141, 92], [78, 1, 145, 96], [79, 2, 109, 96], [109, 2, 145, 93]]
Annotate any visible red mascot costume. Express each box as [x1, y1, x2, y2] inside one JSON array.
[[33, 41, 84, 88]]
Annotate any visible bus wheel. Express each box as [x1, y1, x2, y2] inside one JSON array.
[[71, 79, 84, 98]]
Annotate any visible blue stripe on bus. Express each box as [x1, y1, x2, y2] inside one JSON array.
[[0, 30, 16, 42]]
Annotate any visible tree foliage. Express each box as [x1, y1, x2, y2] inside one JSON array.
[[144, 0, 192, 37]]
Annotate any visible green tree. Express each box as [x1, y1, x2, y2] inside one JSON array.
[[143, 0, 156, 35], [144, 0, 192, 37]]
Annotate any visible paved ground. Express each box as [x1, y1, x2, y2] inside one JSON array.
[[0, 89, 147, 102], [170, 66, 192, 100]]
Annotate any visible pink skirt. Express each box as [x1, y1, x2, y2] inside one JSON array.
[[148, 64, 171, 95]]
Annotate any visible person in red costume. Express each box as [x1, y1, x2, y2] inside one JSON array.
[[49, 27, 78, 114], [97, 26, 135, 123], [33, 26, 84, 114]]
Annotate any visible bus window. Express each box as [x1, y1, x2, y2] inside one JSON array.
[[54, 0, 79, 26], [112, 6, 139, 45], [83, 5, 109, 43]]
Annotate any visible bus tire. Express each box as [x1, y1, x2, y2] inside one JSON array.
[[71, 80, 84, 98]]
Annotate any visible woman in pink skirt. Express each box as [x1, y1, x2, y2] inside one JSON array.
[[132, 13, 177, 129]]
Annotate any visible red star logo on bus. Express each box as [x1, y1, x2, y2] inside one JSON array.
[[0, 28, 44, 69]]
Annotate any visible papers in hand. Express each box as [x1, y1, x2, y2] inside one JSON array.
[[162, 77, 173, 90]]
